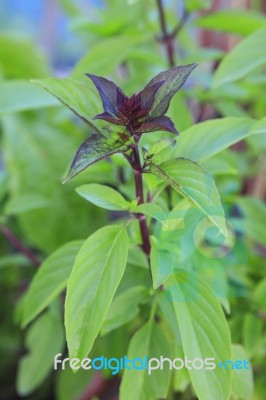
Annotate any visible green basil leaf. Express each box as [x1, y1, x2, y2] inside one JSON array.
[[166, 271, 232, 400], [132, 202, 168, 225], [101, 286, 149, 335], [65, 224, 128, 359], [120, 321, 172, 400], [72, 34, 149, 78], [76, 183, 130, 211], [32, 78, 101, 130], [174, 117, 254, 162], [148, 158, 227, 236], [150, 236, 176, 289]]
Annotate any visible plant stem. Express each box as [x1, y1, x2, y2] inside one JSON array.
[[131, 145, 151, 258], [156, 0, 175, 67], [156, 0, 189, 68], [1, 225, 40, 267]]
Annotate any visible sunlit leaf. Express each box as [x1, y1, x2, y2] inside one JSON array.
[[76, 183, 130, 211]]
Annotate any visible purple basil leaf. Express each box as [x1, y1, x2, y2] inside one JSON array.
[[136, 115, 178, 135], [86, 74, 125, 115], [146, 63, 198, 117], [63, 133, 129, 182], [94, 112, 122, 125], [139, 81, 165, 110]]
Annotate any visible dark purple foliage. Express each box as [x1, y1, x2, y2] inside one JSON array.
[[86, 64, 197, 137]]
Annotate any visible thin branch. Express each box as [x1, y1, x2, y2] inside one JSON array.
[[171, 9, 190, 38], [1, 226, 40, 267], [131, 145, 151, 258], [156, 0, 175, 67], [156, 0, 189, 68]]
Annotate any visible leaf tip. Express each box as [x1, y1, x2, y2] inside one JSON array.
[[62, 173, 72, 184]]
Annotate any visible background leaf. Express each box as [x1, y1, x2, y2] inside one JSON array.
[[72, 34, 150, 78], [2, 116, 106, 252], [22, 240, 83, 327], [254, 278, 266, 312], [243, 313, 263, 357], [0, 34, 50, 78], [195, 10, 266, 36], [185, 0, 211, 11], [17, 304, 64, 396], [231, 344, 254, 400], [56, 366, 93, 400], [4, 193, 49, 215], [237, 197, 266, 247], [0, 81, 59, 115], [213, 28, 266, 87]]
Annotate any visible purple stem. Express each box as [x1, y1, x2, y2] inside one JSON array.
[[131, 145, 151, 258], [156, 0, 175, 67], [1, 226, 40, 267]]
